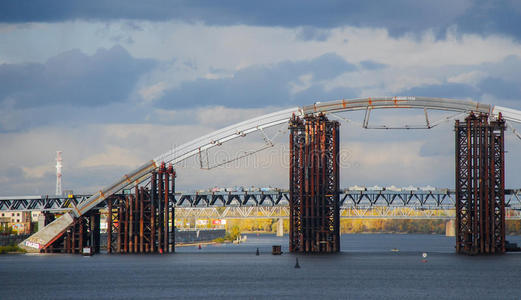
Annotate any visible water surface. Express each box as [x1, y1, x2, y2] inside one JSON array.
[[2, 234, 521, 299]]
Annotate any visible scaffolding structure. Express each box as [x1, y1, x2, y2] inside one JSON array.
[[43, 210, 100, 254], [455, 113, 506, 254], [43, 162, 175, 254], [289, 114, 340, 253], [107, 162, 175, 254]]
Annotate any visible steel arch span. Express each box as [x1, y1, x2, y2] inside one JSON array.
[[21, 96, 521, 252]]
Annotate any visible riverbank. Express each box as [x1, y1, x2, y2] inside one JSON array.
[[176, 241, 217, 247], [0, 244, 26, 254], [0, 234, 30, 246]]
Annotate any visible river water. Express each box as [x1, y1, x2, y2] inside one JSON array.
[[2, 234, 521, 299]]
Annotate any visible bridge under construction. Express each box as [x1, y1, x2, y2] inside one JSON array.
[[10, 97, 521, 255]]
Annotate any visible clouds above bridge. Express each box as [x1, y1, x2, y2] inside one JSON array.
[[0, 45, 154, 108], [158, 53, 357, 109], [1, 2, 521, 195], [3, 0, 521, 40]]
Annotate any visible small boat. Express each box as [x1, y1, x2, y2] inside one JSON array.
[[391, 248, 399, 252]]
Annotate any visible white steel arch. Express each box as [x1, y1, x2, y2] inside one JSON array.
[[21, 96, 521, 252], [74, 97, 521, 216]]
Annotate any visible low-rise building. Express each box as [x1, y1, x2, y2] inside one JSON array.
[[31, 211, 42, 222], [0, 211, 32, 234], [0, 211, 31, 224]]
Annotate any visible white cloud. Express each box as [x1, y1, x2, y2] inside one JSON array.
[[325, 67, 443, 96], [5, 21, 521, 71], [289, 73, 313, 95], [3, 20, 521, 195], [3, 21, 521, 109], [447, 71, 487, 86], [22, 164, 53, 179], [79, 146, 142, 168], [194, 106, 287, 129], [124, 24, 521, 101], [139, 81, 167, 102]]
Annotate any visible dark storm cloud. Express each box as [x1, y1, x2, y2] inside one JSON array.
[[0, 0, 474, 37], [456, 0, 521, 40], [4, 1, 521, 40], [479, 77, 521, 99], [158, 53, 357, 108], [397, 55, 521, 103], [0, 45, 155, 108]]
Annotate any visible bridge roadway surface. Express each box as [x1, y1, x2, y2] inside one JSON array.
[[18, 97, 521, 251]]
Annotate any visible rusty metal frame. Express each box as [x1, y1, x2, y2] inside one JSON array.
[[109, 162, 175, 254], [455, 113, 506, 254], [44, 162, 176, 255], [289, 114, 340, 253], [43, 210, 100, 254]]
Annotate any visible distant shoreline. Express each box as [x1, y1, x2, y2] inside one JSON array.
[[175, 241, 219, 247]]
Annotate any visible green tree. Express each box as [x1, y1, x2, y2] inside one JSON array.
[[225, 225, 241, 241]]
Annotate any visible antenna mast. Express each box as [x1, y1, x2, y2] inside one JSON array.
[[56, 151, 62, 195]]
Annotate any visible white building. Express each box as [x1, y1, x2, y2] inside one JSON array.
[[0, 211, 31, 223]]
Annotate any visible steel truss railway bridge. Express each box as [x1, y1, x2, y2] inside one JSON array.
[[3, 189, 521, 220], [13, 97, 521, 255]]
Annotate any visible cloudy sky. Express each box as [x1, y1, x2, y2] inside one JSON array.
[[1, 0, 521, 195]]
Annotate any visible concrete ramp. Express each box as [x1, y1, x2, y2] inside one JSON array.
[[19, 213, 74, 252]]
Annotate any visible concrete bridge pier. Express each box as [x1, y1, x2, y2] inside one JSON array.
[[37, 214, 47, 233], [445, 219, 455, 237], [276, 218, 283, 237]]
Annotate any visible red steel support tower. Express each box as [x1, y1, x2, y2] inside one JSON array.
[[289, 114, 340, 253], [455, 112, 506, 254], [45, 162, 176, 255]]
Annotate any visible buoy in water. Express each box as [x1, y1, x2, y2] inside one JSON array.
[[294, 258, 300, 269], [256, 248, 260, 256], [421, 252, 428, 263]]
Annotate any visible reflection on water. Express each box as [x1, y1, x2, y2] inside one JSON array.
[[2, 234, 521, 299]]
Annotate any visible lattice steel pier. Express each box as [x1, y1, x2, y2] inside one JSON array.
[[455, 113, 506, 254], [106, 162, 176, 254], [289, 114, 340, 253], [43, 162, 176, 254], [42, 210, 101, 254]]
